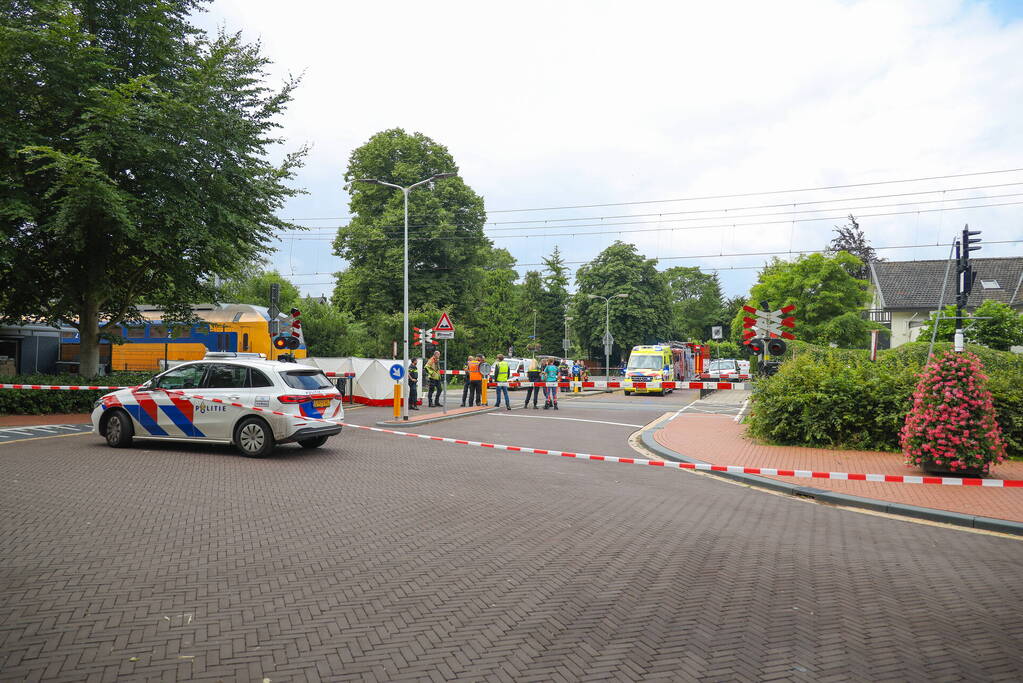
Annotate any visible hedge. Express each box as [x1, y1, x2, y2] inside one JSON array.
[[746, 342, 1023, 458], [0, 372, 151, 415]]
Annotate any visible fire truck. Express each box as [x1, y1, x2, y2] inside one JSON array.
[[623, 341, 708, 396]]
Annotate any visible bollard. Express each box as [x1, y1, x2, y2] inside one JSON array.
[[393, 383, 401, 419], [481, 379, 488, 406]]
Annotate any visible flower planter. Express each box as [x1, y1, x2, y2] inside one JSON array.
[[920, 462, 987, 477]]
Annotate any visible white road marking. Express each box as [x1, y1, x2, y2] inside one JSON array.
[[488, 414, 644, 428], [734, 398, 750, 422], [667, 399, 700, 422]]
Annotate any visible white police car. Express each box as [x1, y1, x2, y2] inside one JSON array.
[[92, 355, 343, 457]]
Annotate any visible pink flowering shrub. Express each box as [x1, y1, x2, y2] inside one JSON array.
[[900, 351, 1006, 474]]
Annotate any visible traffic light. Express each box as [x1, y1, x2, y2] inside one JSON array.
[[273, 334, 300, 350], [766, 338, 787, 356], [962, 226, 982, 257], [748, 338, 766, 355]]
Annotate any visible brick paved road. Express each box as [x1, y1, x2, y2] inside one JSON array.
[[2, 398, 1023, 681]]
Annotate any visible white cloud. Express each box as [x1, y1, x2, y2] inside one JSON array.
[[194, 0, 1023, 298]]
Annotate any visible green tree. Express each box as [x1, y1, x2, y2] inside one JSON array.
[[574, 242, 672, 366], [731, 252, 874, 347], [664, 266, 723, 340], [298, 298, 373, 358], [332, 129, 486, 319], [518, 270, 545, 354], [536, 247, 570, 356], [967, 300, 1023, 351], [917, 304, 959, 344], [0, 1, 304, 376], [470, 248, 521, 356], [217, 265, 302, 311]]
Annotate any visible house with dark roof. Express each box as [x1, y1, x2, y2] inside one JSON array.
[[867, 256, 1023, 348]]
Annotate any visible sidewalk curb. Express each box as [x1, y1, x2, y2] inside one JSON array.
[[640, 420, 1023, 537], [376, 405, 499, 427]]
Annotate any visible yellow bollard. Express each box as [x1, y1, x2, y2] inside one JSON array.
[[481, 379, 488, 406], [393, 383, 401, 418]]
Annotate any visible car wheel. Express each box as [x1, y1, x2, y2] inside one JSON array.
[[298, 435, 329, 449], [624, 391, 632, 396], [105, 410, 134, 448], [234, 417, 274, 458]]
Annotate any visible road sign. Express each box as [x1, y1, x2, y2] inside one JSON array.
[[742, 305, 796, 340], [434, 330, 454, 340], [413, 327, 435, 346], [389, 363, 405, 381], [562, 338, 571, 351], [711, 325, 724, 340], [268, 304, 280, 320], [434, 312, 455, 332], [602, 331, 614, 346]]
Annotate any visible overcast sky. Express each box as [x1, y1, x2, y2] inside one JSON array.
[[193, 0, 1023, 300]]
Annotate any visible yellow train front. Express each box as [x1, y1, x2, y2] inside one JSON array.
[[60, 304, 306, 373]]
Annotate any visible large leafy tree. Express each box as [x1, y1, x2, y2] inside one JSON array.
[[536, 247, 570, 356], [469, 248, 521, 356], [731, 252, 875, 347], [332, 129, 487, 319], [573, 241, 672, 365], [826, 215, 881, 279], [0, 1, 304, 376], [664, 266, 723, 341], [518, 270, 545, 354]]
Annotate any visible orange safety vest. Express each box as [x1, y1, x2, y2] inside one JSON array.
[[468, 360, 482, 381]]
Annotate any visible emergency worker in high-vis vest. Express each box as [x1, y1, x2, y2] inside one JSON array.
[[492, 354, 513, 410], [463, 356, 482, 407]]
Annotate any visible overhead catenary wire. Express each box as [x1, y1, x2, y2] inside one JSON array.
[[281, 238, 1023, 284], [276, 199, 1023, 242], [281, 167, 1023, 220], [283, 180, 1023, 231]]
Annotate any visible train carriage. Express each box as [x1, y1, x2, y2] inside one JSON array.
[[60, 304, 305, 372]]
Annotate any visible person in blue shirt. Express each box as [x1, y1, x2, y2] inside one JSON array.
[[542, 357, 560, 410]]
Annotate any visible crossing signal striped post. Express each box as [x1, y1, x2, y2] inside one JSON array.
[[272, 308, 302, 354]]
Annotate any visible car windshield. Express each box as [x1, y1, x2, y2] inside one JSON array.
[[281, 370, 333, 390], [708, 360, 736, 371], [627, 355, 663, 370]]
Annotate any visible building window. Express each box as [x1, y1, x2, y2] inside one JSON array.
[[243, 333, 249, 351], [980, 279, 1001, 289], [126, 326, 145, 339]]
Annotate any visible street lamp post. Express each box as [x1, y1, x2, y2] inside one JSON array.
[[352, 172, 455, 420], [587, 293, 628, 384]]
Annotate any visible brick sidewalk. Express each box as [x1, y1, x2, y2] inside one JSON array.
[[0, 413, 91, 426], [654, 414, 1023, 523]]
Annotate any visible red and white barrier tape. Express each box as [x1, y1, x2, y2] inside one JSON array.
[[6, 384, 1012, 487], [152, 390, 1021, 488], [324, 372, 356, 378], [0, 383, 132, 391]]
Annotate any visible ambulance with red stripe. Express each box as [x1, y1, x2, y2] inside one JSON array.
[[91, 355, 343, 457]]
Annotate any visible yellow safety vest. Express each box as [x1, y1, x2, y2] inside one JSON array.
[[494, 361, 511, 382]]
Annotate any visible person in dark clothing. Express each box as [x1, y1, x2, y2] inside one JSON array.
[[407, 358, 420, 410], [523, 358, 542, 409]]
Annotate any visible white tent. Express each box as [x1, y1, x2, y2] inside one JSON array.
[[301, 357, 403, 406]]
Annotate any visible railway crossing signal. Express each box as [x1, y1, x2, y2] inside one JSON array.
[[272, 307, 302, 350], [742, 304, 795, 356], [413, 327, 435, 346]]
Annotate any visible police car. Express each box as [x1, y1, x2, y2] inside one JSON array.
[[92, 354, 343, 457]]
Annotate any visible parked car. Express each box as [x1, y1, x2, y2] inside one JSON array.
[[702, 358, 748, 381], [92, 355, 343, 457]]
